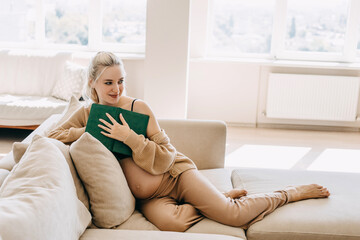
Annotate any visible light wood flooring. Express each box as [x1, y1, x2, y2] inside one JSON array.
[[1, 126, 360, 173]]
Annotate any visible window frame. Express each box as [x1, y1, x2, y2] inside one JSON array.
[[206, 0, 360, 63]]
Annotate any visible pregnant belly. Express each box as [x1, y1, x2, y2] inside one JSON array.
[[120, 157, 163, 199]]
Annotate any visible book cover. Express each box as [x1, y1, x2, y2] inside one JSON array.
[[85, 103, 149, 157]]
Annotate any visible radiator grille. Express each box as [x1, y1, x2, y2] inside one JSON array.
[[266, 73, 360, 122]]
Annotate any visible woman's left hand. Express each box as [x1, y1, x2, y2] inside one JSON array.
[[98, 113, 131, 142]]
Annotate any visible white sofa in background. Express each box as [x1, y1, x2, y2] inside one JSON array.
[[0, 100, 359, 240], [0, 49, 86, 129]]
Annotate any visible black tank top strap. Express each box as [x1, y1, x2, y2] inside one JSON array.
[[131, 99, 138, 112]]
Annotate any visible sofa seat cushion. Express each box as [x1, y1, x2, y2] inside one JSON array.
[[111, 168, 246, 239], [80, 229, 245, 240], [0, 94, 67, 126], [231, 168, 360, 240]]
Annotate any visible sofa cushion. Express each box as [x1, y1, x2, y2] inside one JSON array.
[[0, 94, 68, 126], [158, 119, 226, 170], [0, 169, 9, 186], [187, 218, 246, 239], [199, 168, 233, 193], [80, 229, 245, 240], [115, 210, 159, 231], [44, 95, 83, 135], [231, 168, 360, 240], [110, 168, 246, 239], [0, 135, 91, 240], [184, 168, 246, 239], [70, 132, 135, 228], [12, 138, 90, 210], [0, 50, 71, 96], [52, 61, 86, 101]]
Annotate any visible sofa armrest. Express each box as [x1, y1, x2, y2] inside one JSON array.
[[158, 119, 227, 170]]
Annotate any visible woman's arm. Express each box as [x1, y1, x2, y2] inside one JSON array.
[[47, 106, 90, 144], [98, 100, 176, 175]]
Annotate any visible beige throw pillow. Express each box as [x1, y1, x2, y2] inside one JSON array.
[[12, 138, 90, 210], [70, 132, 135, 228], [0, 135, 91, 240]]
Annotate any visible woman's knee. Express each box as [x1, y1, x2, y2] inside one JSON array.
[[156, 204, 202, 232]]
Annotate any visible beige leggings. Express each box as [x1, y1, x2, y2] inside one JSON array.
[[138, 169, 289, 232]]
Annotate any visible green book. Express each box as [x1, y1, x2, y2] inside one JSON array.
[[85, 103, 149, 158]]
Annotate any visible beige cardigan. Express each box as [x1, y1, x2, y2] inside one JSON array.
[[47, 105, 196, 177]]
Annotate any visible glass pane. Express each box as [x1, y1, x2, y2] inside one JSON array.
[[209, 0, 275, 55], [102, 0, 147, 45], [0, 0, 36, 42], [285, 0, 348, 53], [45, 0, 88, 45]]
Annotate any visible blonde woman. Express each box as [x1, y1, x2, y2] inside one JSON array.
[[48, 52, 330, 231]]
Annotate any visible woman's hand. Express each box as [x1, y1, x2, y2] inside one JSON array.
[[98, 113, 131, 142]]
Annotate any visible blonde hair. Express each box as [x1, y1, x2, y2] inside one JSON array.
[[83, 51, 126, 103]]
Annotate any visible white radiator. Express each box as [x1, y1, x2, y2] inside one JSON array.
[[266, 73, 360, 122]]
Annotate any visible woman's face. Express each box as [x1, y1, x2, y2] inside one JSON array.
[[91, 65, 125, 106]]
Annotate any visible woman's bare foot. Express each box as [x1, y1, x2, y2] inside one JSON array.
[[224, 189, 248, 199], [285, 184, 330, 202]]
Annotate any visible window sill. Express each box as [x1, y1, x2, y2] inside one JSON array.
[[190, 57, 360, 70]]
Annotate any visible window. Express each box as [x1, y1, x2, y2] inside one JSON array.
[[0, 0, 36, 42], [284, 0, 348, 53], [0, 0, 147, 53], [45, 0, 88, 46], [208, 0, 360, 62], [208, 0, 276, 57], [102, 0, 146, 45]]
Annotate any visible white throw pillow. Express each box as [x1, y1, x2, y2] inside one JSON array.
[[43, 95, 83, 136], [52, 61, 86, 101], [12, 137, 90, 210], [70, 132, 135, 228], [0, 135, 91, 240]]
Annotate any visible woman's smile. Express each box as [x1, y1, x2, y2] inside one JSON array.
[[109, 93, 119, 99]]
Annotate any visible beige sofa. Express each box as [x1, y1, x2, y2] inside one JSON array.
[[0, 103, 359, 240]]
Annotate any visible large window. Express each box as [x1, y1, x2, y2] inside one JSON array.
[[209, 0, 276, 57], [284, 0, 348, 53], [102, 0, 146, 45], [0, 0, 147, 53], [45, 0, 88, 46], [0, 0, 37, 42], [208, 0, 360, 62]]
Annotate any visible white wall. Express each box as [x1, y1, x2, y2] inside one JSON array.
[[143, 0, 191, 119], [187, 60, 260, 125]]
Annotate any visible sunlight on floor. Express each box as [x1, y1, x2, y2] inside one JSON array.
[[308, 148, 360, 173], [225, 144, 311, 169]]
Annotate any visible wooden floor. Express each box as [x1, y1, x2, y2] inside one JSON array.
[[226, 126, 360, 173], [1, 126, 360, 173]]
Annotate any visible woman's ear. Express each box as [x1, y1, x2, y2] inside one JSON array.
[[89, 79, 94, 88]]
